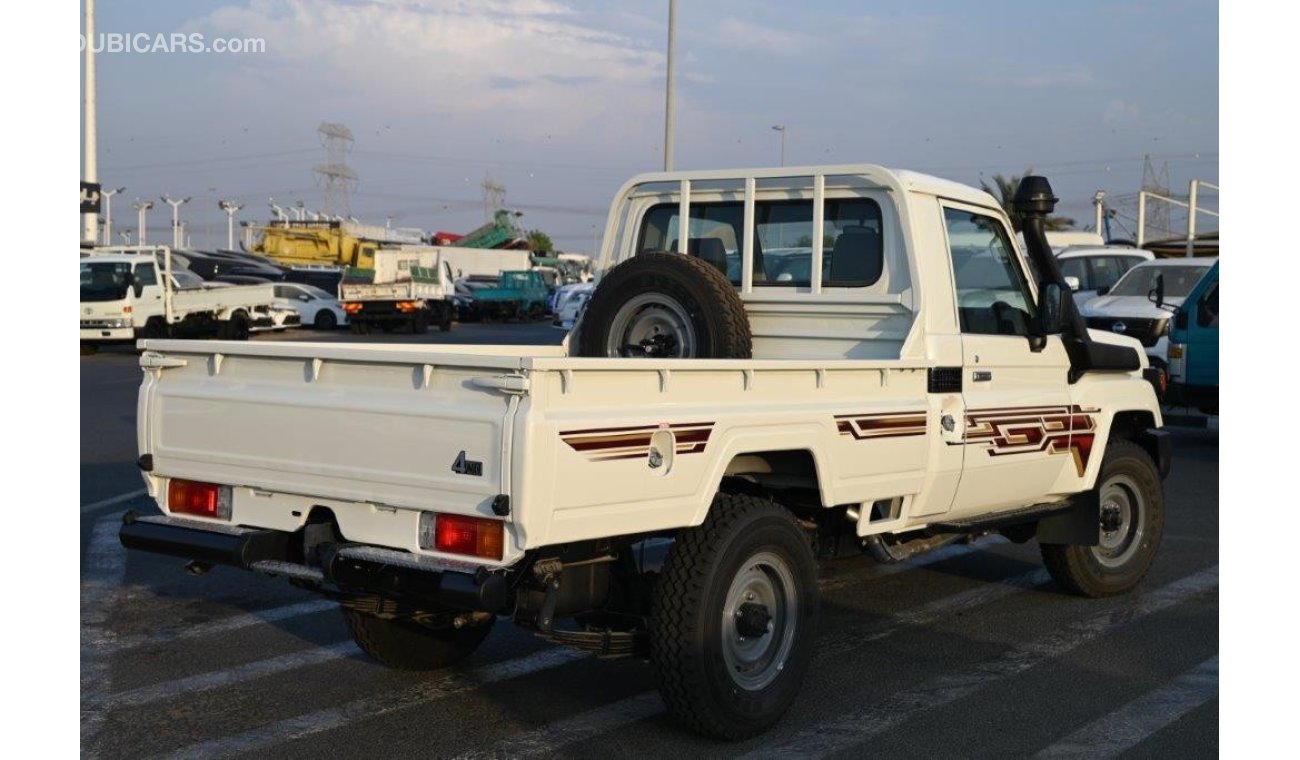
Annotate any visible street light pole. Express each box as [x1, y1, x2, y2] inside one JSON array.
[[133, 199, 153, 245], [219, 200, 245, 249], [82, 0, 98, 244], [771, 125, 787, 166], [663, 0, 677, 171], [161, 195, 191, 248], [101, 186, 125, 245]]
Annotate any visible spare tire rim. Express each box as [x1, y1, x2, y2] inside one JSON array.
[[721, 551, 798, 691], [605, 293, 696, 358], [1092, 473, 1145, 568]]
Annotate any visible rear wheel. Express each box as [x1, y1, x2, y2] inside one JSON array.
[[342, 606, 494, 670], [650, 493, 818, 740], [1041, 440, 1164, 597], [438, 303, 453, 332], [412, 311, 430, 334], [217, 312, 250, 341]]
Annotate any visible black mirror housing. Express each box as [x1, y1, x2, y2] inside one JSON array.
[[1147, 273, 1166, 309], [1038, 282, 1067, 336]]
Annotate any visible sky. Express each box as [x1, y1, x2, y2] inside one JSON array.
[[83, 0, 1219, 252]]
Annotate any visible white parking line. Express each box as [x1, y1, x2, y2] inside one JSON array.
[[103, 599, 338, 655], [457, 692, 665, 759], [82, 488, 147, 514], [1032, 656, 1219, 758], [459, 567, 1055, 758], [156, 648, 586, 760], [744, 565, 1220, 759], [83, 516, 128, 757], [110, 641, 358, 709]]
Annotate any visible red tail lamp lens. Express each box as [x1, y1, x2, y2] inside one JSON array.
[[422, 513, 504, 560], [167, 479, 232, 520]]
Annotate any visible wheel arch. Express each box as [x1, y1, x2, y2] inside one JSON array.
[[692, 439, 832, 527]]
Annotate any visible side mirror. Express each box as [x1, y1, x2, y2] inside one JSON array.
[[1064, 275, 1081, 292], [299, 294, 312, 302], [1095, 285, 1110, 297], [1147, 273, 1165, 309], [1038, 282, 1066, 335]]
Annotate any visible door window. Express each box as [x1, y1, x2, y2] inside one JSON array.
[[944, 208, 1036, 336], [134, 263, 158, 287]]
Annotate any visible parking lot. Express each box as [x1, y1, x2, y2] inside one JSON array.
[[81, 325, 1218, 759]]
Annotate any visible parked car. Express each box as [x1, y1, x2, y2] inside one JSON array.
[[212, 274, 275, 286], [1056, 246, 1154, 308], [1080, 257, 1216, 368], [273, 282, 349, 330], [552, 283, 593, 330]]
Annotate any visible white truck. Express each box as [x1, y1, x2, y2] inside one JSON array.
[[434, 245, 533, 281], [80, 246, 277, 350], [119, 166, 1168, 740], [339, 249, 456, 334]]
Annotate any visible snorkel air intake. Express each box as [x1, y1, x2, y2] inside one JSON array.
[[1013, 175, 1139, 381]]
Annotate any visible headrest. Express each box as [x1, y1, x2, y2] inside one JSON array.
[[829, 226, 883, 285]]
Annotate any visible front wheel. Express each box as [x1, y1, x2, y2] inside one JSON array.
[[342, 606, 494, 670], [650, 493, 819, 740], [314, 309, 338, 330], [1041, 439, 1164, 597]]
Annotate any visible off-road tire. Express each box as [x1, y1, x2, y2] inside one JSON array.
[[576, 253, 752, 358], [342, 607, 494, 670], [1041, 439, 1164, 597], [650, 493, 818, 740]]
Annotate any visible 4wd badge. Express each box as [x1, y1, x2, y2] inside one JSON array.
[[451, 451, 483, 476]]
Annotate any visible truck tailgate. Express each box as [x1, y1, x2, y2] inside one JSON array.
[[139, 341, 532, 519]]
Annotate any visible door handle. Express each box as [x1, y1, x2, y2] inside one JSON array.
[[972, 370, 993, 382]]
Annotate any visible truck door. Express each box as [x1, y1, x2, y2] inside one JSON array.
[[1187, 276, 1218, 389], [132, 262, 164, 320], [941, 205, 1076, 518]]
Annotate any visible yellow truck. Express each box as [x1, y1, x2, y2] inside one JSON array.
[[252, 219, 423, 269]]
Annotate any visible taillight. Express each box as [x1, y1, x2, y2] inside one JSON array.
[[419, 512, 504, 559], [343, 302, 363, 314], [167, 479, 232, 520], [395, 301, 419, 313]]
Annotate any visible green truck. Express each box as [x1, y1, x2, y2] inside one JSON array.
[[473, 270, 552, 320]]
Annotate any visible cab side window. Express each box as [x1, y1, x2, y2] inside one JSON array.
[[1090, 256, 1126, 291], [1197, 282, 1218, 328], [944, 208, 1036, 336], [134, 264, 157, 287]]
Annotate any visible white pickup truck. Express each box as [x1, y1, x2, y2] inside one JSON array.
[[340, 248, 456, 334], [80, 246, 277, 349], [119, 166, 1168, 740]]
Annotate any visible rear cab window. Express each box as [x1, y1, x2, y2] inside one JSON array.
[[637, 198, 885, 288]]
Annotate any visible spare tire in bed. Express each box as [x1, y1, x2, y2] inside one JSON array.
[[575, 252, 752, 358]]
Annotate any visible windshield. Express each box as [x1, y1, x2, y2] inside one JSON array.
[[1110, 264, 1209, 298], [81, 262, 132, 302]]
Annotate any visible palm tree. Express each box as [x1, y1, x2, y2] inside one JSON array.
[[980, 170, 1076, 232]]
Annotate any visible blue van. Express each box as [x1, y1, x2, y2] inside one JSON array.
[[1166, 261, 1218, 414]]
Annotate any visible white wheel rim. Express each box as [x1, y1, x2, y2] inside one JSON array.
[[605, 293, 696, 358], [1092, 473, 1146, 568], [720, 551, 798, 691]]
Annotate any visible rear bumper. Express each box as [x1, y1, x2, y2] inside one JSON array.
[[119, 512, 510, 612]]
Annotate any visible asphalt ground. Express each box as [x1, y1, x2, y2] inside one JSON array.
[[81, 323, 1218, 759]]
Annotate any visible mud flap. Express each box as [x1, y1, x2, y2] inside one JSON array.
[[1036, 489, 1099, 546]]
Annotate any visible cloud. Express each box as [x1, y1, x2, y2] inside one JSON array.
[[1104, 99, 1142, 125], [711, 17, 816, 56], [968, 68, 1097, 89], [188, 0, 666, 136]]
